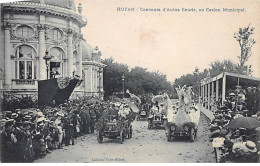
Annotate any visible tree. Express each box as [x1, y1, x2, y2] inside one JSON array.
[[102, 57, 173, 100], [234, 24, 255, 74], [209, 59, 240, 77], [102, 57, 130, 99]]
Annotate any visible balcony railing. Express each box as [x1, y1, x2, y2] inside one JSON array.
[[12, 79, 36, 85]]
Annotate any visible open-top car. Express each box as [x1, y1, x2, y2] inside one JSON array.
[[97, 115, 132, 144], [166, 120, 198, 142], [148, 110, 167, 129], [166, 86, 200, 142], [137, 105, 149, 121], [148, 94, 172, 129]]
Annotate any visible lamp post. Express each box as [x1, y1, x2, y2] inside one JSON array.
[[121, 74, 125, 99], [43, 50, 52, 79]]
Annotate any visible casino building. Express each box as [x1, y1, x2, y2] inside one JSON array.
[[0, 0, 105, 100]]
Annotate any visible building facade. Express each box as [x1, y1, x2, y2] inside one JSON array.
[[0, 0, 105, 100]]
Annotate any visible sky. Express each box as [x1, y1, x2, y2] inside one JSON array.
[[6, 0, 260, 82], [73, 0, 260, 82]]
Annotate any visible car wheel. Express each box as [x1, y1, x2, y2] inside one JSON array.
[[190, 128, 195, 142], [119, 129, 124, 144], [130, 126, 133, 139], [148, 123, 152, 129], [97, 130, 103, 143], [128, 125, 133, 139], [166, 128, 172, 142]]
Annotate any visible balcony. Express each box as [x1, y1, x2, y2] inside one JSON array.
[[11, 79, 38, 90], [12, 79, 36, 85]]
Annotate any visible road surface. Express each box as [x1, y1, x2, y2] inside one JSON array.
[[35, 113, 215, 163]]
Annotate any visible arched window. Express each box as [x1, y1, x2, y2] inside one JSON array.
[[15, 45, 36, 79], [50, 47, 63, 60], [49, 28, 62, 40], [49, 47, 64, 77], [17, 26, 34, 38]]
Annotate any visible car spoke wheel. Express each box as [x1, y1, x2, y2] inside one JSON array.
[[190, 128, 195, 142], [166, 128, 172, 142], [128, 126, 133, 139], [119, 130, 124, 144], [130, 126, 133, 138], [97, 130, 103, 143], [148, 122, 152, 129]]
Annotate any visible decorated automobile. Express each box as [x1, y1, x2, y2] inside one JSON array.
[[166, 86, 200, 142], [97, 101, 137, 144], [137, 109, 148, 121], [148, 94, 171, 129], [97, 115, 132, 144]]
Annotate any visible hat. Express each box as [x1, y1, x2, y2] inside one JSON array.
[[57, 112, 64, 117], [37, 117, 46, 123], [11, 113, 18, 119], [23, 111, 29, 115], [24, 115, 32, 121], [5, 111, 12, 117], [236, 85, 242, 89], [247, 87, 252, 89], [38, 123, 44, 126], [5, 119, 14, 126], [37, 112, 45, 118], [28, 110, 34, 114], [229, 93, 235, 96], [252, 87, 257, 89], [15, 109, 21, 114], [245, 141, 257, 153]]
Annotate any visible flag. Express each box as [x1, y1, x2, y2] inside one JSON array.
[[38, 77, 80, 106]]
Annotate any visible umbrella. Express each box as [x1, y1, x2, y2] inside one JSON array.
[[227, 117, 260, 129], [126, 101, 140, 113]]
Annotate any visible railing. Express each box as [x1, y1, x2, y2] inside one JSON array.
[[12, 79, 36, 85]]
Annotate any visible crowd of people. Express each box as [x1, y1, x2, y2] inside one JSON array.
[[0, 97, 136, 163], [209, 85, 260, 162]]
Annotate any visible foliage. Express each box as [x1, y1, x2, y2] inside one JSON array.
[[233, 24, 255, 74], [2, 95, 38, 111], [174, 24, 256, 96], [102, 57, 173, 100]]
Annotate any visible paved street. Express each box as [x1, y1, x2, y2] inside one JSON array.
[[35, 113, 215, 163]]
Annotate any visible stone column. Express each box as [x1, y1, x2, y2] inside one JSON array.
[[78, 37, 83, 78], [67, 29, 73, 77], [4, 23, 11, 89], [222, 73, 226, 105], [38, 24, 46, 80]]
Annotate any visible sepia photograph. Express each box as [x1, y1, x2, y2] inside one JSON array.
[[0, 0, 260, 163]]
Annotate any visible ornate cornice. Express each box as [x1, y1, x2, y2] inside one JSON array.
[[2, 22, 12, 30], [37, 24, 46, 31], [2, 2, 87, 27], [82, 61, 106, 68]]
